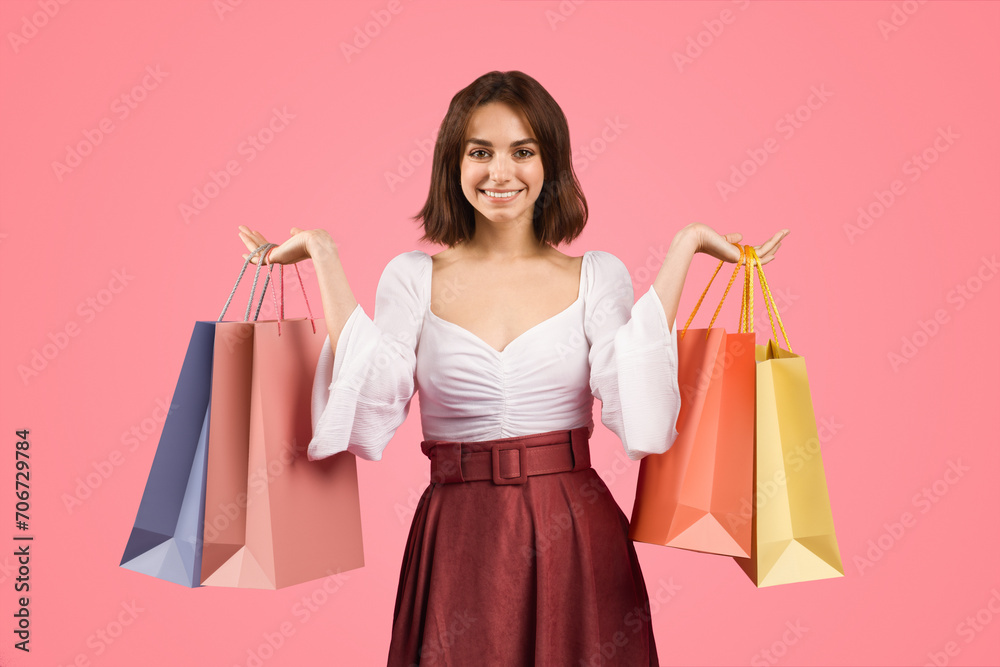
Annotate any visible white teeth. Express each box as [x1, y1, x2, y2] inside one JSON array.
[[481, 189, 522, 198]]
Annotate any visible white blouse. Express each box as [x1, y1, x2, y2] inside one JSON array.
[[308, 250, 681, 463]]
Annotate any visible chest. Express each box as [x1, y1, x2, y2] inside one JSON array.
[[428, 255, 585, 354]]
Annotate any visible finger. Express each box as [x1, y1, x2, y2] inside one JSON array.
[[239, 234, 269, 263], [238, 231, 260, 254], [248, 230, 272, 254], [241, 229, 264, 249], [238, 235, 265, 263], [755, 232, 783, 258], [759, 244, 780, 265], [754, 242, 777, 260], [765, 229, 788, 252], [246, 229, 266, 243], [757, 241, 781, 264]]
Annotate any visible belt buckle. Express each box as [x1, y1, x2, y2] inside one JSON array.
[[492, 441, 527, 485]]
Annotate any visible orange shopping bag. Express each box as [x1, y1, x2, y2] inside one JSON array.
[[629, 244, 755, 557]]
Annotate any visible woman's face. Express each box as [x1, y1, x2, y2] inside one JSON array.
[[460, 102, 544, 231]]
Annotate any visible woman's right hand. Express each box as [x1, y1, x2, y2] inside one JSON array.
[[238, 225, 330, 265]]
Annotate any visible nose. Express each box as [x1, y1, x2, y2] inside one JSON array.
[[489, 154, 512, 183]]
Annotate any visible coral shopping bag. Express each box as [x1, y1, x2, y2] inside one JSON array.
[[199, 246, 364, 590], [733, 246, 844, 587], [629, 244, 756, 557]]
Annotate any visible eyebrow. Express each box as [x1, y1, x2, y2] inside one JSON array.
[[465, 137, 538, 148]]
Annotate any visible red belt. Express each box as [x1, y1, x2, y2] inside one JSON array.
[[419, 426, 592, 485]]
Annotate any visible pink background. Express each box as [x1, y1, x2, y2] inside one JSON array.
[[1, 1, 998, 665]]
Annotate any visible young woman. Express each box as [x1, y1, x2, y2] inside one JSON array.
[[238, 70, 788, 666]]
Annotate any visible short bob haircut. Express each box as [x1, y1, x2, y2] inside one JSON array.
[[414, 70, 588, 248]]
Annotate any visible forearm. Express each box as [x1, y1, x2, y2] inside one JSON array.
[[307, 234, 359, 356], [651, 226, 699, 335]]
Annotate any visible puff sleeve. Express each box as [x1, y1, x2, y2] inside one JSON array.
[[585, 251, 681, 461], [307, 251, 426, 462]]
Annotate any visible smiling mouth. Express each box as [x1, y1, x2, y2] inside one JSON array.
[[479, 188, 524, 200]]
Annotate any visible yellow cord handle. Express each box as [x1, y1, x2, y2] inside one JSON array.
[[741, 245, 793, 352], [739, 244, 753, 334], [679, 242, 745, 341]]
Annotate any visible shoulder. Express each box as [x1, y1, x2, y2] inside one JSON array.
[[584, 250, 631, 287], [582, 250, 633, 312], [584, 250, 626, 273], [381, 250, 432, 281], [383, 249, 431, 273], [377, 250, 431, 302]]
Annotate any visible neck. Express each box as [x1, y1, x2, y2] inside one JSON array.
[[461, 213, 546, 260]]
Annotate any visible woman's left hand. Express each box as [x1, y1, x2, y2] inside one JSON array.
[[689, 223, 790, 265]]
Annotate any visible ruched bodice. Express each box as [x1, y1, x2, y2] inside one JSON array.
[[308, 249, 681, 462]]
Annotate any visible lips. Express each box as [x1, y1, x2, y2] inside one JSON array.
[[479, 188, 524, 202]]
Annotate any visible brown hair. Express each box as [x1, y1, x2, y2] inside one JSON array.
[[414, 70, 588, 248]]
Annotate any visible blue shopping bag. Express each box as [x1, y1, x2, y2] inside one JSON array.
[[119, 321, 214, 587]]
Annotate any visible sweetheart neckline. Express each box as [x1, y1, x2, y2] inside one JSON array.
[[423, 251, 589, 355]]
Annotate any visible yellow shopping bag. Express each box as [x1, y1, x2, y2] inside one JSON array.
[[733, 246, 844, 587]]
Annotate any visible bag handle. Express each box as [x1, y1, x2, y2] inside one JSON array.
[[679, 241, 745, 341], [218, 243, 275, 323], [259, 249, 318, 336], [739, 245, 792, 352], [739, 245, 753, 335], [217, 242, 318, 336]]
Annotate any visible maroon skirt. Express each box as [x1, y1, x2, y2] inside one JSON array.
[[386, 427, 660, 666]]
